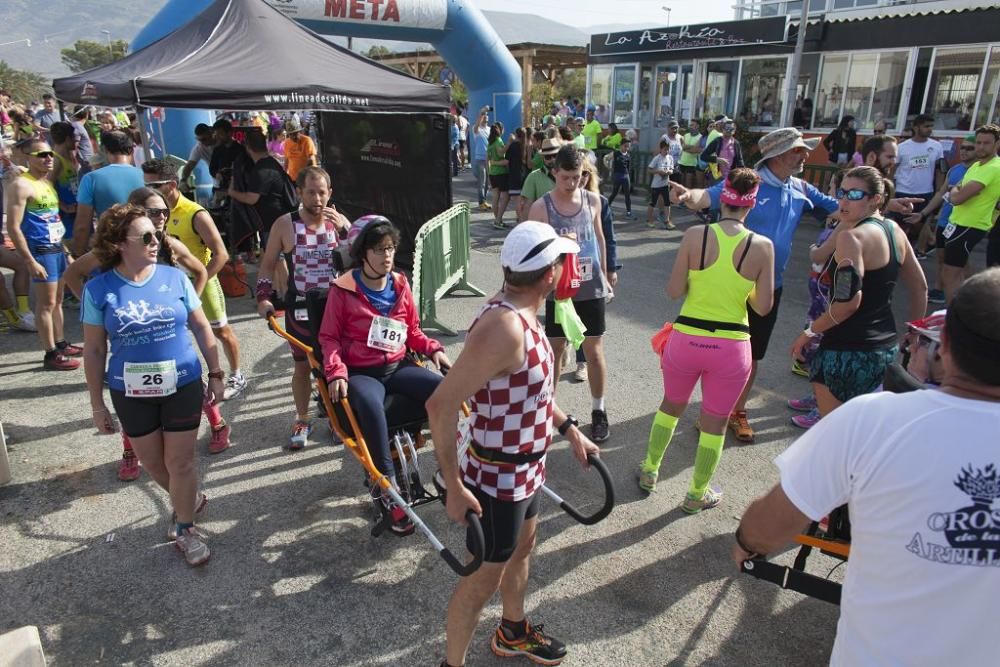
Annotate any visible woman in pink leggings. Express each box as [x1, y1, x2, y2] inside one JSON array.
[[639, 168, 775, 513]]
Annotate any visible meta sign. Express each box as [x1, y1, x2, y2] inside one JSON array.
[[591, 17, 788, 57], [265, 0, 447, 29]]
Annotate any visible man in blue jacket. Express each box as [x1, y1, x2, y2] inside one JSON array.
[[669, 127, 838, 443]]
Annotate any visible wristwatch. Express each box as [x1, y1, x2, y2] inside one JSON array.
[[557, 415, 579, 436]]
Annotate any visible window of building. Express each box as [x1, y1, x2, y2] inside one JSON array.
[[815, 50, 909, 129], [976, 48, 1000, 127], [590, 65, 614, 109], [638, 66, 654, 129], [653, 64, 693, 128], [794, 53, 820, 129], [738, 57, 788, 128], [612, 65, 636, 126], [924, 47, 988, 131], [703, 60, 740, 121]]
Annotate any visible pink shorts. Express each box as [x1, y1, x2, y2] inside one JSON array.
[[661, 330, 752, 418]]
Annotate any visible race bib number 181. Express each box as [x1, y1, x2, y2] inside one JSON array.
[[367, 316, 407, 352]]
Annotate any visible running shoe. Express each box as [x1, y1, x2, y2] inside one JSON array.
[[681, 487, 723, 515], [727, 411, 753, 443], [118, 450, 141, 482], [478, 202, 492, 211], [573, 362, 588, 383], [373, 492, 415, 536], [625, 211, 634, 219], [288, 420, 312, 450], [590, 409, 610, 443], [43, 352, 80, 371], [791, 408, 821, 430], [787, 395, 817, 412], [791, 358, 809, 378], [664, 221, 677, 230], [175, 527, 211, 566], [12, 312, 36, 332], [491, 622, 567, 666], [56, 341, 83, 357], [637, 467, 657, 493], [222, 371, 247, 400], [169, 492, 209, 540], [645, 220, 657, 228], [916, 248, 935, 260], [928, 288, 946, 304], [207, 422, 231, 454]]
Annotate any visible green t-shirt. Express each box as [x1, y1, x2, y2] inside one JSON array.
[[487, 139, 508, 176], [601, 133, 622, 150], [951, 157, 1000, 231], [706, 129, 722, 146], [521, 168, 555, 204], [531, 151, 545, 171], [679, 132, 701, 167], [582, 120, 603, 150], [572, 134, 586, 149]]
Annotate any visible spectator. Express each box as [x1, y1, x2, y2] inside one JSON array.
[[487, 123, 510, 228], [31, 94, 61, 137], [607, 138, 633, 219], [822, 115, 857, 166], [73, 130, 145, 257], [700, 118, 743, 185], [179, 123, 216, 190], [282, 118, 317, 182], [470, 109, 491, 211]]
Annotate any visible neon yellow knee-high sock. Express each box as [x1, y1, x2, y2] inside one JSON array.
[[641, 410, 679, 474], [689, 430, 725, 498]]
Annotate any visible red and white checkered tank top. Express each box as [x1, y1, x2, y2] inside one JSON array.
[[460, 300, 554, 502], [289, 212, 339, 297]]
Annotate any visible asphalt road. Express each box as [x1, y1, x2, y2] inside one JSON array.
[[1, 172, 946, 666]]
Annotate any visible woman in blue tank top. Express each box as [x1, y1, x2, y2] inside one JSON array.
[[81, 204, 225, 567]]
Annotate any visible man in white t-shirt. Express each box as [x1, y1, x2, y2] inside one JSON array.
[[732, 268, 1000, 667], [659, 120, 683, 172], [457, 112, 470, 168], [646, 139, 675, 229], [894, 113, 945, 239]]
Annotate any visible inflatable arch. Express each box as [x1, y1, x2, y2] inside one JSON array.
[[133, 0, 522, 174]]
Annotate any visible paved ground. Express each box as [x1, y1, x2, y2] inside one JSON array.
[[1, 172, 947, 666]]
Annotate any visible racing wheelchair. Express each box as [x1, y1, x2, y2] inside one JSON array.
[[267, 287, 616, 576]]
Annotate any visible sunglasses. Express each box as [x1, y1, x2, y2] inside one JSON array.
[[145, 179, 174, 187], [836, 188, 872, 201], [145, 207, 169, 218], [960, 145, 975, 151], [129, 231, 163, 246], [28, 150, 54, 158]]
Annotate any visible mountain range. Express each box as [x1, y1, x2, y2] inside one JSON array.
[[0, 0, 651, 85]]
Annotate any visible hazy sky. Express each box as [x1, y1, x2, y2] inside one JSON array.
[[471, 0, 736, 29]]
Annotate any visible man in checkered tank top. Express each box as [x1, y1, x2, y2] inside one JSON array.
[[429, 222, 601, 667]]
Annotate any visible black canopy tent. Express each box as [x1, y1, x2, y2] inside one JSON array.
[[52, 0, 452, 266], [51, 0, 449, 112]]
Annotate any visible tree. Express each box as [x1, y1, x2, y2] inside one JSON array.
[[365, 45, 392, 59], [0, 61, 50, 103], [60, 39, 128, 73]]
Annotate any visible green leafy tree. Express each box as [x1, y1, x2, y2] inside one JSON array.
[[60, 39, 128, 73], [365, 45, 392, 59], [0, 61, 50, 103]]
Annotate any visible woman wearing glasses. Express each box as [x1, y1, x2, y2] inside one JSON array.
[[81, 204, 224, 566], [67, 187, 229, 481], [319, 217, 450, 536], [791, 166, 927, 417]]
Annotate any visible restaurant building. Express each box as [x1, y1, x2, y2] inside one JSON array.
[[586, 0, 1000, 152]]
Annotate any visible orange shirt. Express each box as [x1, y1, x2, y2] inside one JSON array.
[[283, 134, 317, 180]]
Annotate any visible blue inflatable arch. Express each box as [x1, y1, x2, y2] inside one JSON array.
[[133, 0, 522, 169]]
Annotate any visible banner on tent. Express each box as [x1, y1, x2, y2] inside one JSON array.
[[265, 0, 447, 30], [318, 111, 451, 269]]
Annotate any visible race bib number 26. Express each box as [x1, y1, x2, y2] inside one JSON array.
[[124, 360, 178, 397]]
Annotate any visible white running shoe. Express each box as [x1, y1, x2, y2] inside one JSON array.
[[573, 362, 588, 383], [13, 312, 36, 332], [222, 371, 247, 400]]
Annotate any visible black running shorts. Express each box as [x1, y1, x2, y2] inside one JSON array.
[[110, 380, 204, 438], [544, 298, 606, 338], [465, 484, 540, 563], [943, 224, 987, 268]]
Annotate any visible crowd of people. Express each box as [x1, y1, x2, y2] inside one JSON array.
[[3, 86, 1000, 664]]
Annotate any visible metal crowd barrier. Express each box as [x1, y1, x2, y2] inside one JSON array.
[[412, 202, 484, 335]]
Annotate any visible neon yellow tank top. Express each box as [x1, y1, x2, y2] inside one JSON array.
[[166, 193, 211, 266], [674, 223, 755, 341]]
